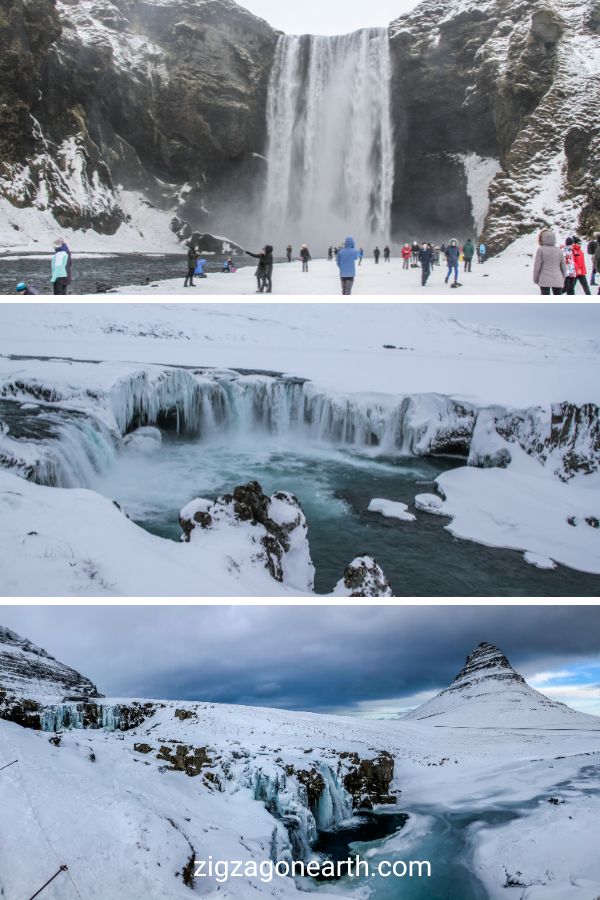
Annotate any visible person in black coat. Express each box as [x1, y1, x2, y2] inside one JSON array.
[[246, 245, 274, 293], [419, 243, 434, 286], [184, 244, 199, 287], [300, 244, 312, 272]]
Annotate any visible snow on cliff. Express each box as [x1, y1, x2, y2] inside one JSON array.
[[0, 626, 102, 701]]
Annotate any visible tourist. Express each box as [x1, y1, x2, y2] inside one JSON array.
[[336, 236, 360, 295], [246, 245, 274, 293], [533, 229, 566, 295], [51, 238, 72, 295], [193, 256, 208, 280], [358, 247, 364, 265], [479, 241, 487, 263], [445, 239, 461, 287], [300, 244, 311, 272], [564, 236, 591, 295], [184, 243, 199, 287], [419, 242, 433, 286], [328, 246, 334, 261], [463, 239, 475, 272], [16, 281, 39, 295], [587, 234, 599, 286], [383, 245, 391, 262], [595, 240, 600, 294], [373, 246, 381, 264], [401, 243, 411, 270], [411, 241, 420, 265], [286, 244, 293, 263], [432, 245, 440, 267]]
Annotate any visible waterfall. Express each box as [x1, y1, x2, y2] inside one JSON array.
[[314, 764, 354, 831], [262, 29, 395, 248], [2, 371, 481, 489]]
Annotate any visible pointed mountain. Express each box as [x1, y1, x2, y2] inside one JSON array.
[[404, 642, 600, 728], [0, 625, 103, 702]]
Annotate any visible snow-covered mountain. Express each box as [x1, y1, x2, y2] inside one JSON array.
[[0, 628, 599, 899], [405, 641, 600, 728], [0, 625, 102, 702]]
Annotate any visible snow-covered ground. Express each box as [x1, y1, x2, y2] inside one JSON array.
[[0, 303, 598, 595], [1, 639, 599, 899], [111, 236, 596, 296]]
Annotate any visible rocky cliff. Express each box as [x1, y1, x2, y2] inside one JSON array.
[[0, 624, 104, 726], [0, 0, 277, 241], [389, 0, 600, 249]]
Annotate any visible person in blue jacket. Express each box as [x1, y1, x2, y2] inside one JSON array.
[[194, 257, 208, 279], [336, 236, 361, 295], [51, 238, 72, 295], [479, 242, 487, 263], [445, 239, 461, 287]]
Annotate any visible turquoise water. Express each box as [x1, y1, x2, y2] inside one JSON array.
[[91, 437, 600, 597], [309, 765, 600, 899], [89, 438, 600, 597]]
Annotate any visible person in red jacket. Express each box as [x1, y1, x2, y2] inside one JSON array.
[[564, 237, 591, 294], [401, 243, 411, 270]]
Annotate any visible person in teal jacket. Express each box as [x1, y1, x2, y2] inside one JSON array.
[[51, 239, 72, 295]]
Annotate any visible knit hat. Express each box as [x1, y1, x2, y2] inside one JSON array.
[[565, 237, 573, 246]]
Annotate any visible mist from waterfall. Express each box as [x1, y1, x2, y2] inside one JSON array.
[[261, 29, 395, 251]]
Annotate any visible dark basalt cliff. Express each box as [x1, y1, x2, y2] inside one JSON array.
[[389, 0, 600, 249], [0, 0, 277, 234]]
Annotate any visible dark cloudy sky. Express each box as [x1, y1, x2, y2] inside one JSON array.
[[2, 606, 599, 717]]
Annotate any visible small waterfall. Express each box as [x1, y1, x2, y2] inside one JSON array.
[[253, 768, 318, 860], [262, 29, 395, 247], [314, 764, 354, 831]]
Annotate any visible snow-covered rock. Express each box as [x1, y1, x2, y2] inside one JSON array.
[[368, 498, 416, 522], [333, 556, 393, 598], [179, 481, 315, 592], [414, 493, 446, 516]]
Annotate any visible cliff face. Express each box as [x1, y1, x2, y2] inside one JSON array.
[[0, 0, 277, 236], [389, 0, 600, 249]]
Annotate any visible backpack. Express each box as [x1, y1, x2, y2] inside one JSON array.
[[588, 240, 597, 255]]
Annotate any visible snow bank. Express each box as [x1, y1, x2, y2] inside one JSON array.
[[434, 448, 600, 575]]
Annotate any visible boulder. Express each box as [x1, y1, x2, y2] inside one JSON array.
[[334, 556, 393, 598]]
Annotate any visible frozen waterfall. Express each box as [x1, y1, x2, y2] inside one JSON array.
[[262, 30, 395, 248]]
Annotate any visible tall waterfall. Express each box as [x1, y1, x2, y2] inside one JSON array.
[[262, 29, 395, 249]]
